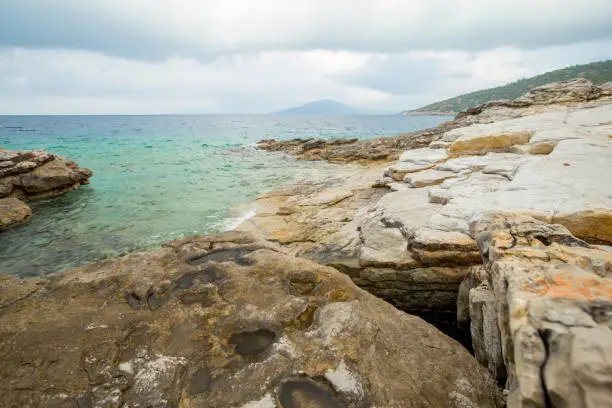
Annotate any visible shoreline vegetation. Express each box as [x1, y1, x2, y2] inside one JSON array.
[[1, 78, 612, 407]]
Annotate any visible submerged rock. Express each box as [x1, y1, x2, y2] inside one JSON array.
[[0, 197, 31, 231], [0, 231, 501, 407]]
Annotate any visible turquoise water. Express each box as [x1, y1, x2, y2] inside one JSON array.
[[1, 114, 450, 276]]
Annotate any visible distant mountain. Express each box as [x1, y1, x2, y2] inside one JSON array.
[[274, 99, 364, 115], [407, 59, 612, 115]]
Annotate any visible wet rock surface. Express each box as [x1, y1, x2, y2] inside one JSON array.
[[0, 231, 501, 408]]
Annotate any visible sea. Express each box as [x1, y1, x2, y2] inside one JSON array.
[[0, 114, 451, 276]]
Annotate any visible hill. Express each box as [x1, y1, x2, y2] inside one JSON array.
[[275, 99, 363, 115], [407, 60, 612, 114]]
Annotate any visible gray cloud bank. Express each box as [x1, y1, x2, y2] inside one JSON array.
[[1, 1, 612, 114]]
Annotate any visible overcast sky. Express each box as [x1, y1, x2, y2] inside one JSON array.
[[1, 0, 612, 114]]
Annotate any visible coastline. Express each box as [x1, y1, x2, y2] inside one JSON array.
[[1, 79, 612, 407], [233, 78, 612, 405]]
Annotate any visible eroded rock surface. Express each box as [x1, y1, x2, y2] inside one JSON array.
[[0, 149, 92, 199], [0, 232, 501, 408], [0, 197, 32, 231], [0, 148, 92, 230], [470, 214, 612, 408], [239, 80, 612, 404]]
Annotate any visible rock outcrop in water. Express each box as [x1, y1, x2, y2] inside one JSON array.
[[0, 149, 92, 200], [0, 231, 501, 407], [240, 79, 612, 406], [0, 148, 92, 231], [0, 197, 32, 231]]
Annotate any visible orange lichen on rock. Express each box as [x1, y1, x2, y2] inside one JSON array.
[[524, 273, 612, 300]]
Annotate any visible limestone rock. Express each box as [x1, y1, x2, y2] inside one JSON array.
[[449, 131, 531, 155], [246, 83, 612, 403], [515, 78, 599, 105], [257, 79, 612, 165], [398, 147, 449, 165], [403, 169, 457, 188], [0, 232, 502, 407], [19, 156, 93, 195], [0, 197, 31, 231], [0, 149, 93, 199], [470, 214, 612, 408], [599, 81, 612, 96]]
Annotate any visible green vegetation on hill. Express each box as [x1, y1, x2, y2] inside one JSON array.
[[410, 60, 612, 114]]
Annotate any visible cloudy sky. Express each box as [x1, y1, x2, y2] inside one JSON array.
[[1, 0, 612, 114]]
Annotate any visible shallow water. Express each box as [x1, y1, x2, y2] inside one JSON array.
[[0, 114, 450, 276]]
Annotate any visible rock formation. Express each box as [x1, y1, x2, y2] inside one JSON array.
[[2, 78, 611, 407], [0, 149, 92, 200], [257, 79, 612, 164], [0, 197, 32, 231], [469, 214, 612, 408], [0, 148, 92, 231], [0, 232, 502, 407], [239, 79, 612, 406]]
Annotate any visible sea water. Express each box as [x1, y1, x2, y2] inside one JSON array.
[[0, 114, 450, 276]]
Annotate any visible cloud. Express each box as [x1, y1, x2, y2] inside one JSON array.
[[1, 1, 612, 114], [2, 38, 611, 115], [2, 1, 612, 59], [340, 39, 612, 107], [0, 47, 389, 114]]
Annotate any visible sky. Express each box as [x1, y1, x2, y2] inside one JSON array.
[[1, 0, 612, 114]]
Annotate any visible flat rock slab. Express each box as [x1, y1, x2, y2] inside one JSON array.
[[0, 197, 31, 231], [403, 169, 457, 188], [0, 231, 501, 408], [449, 131, 531, 155], [386, 148, 450, 181], [435, 153, 529, 174], [399, 147, 449, 164]]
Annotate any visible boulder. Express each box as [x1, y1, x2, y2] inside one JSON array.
[[0, 149, 93, 199], [0, 197, 31, 231], [20, 156, 93, 195], [0, 232, 502, 408], [515, 78, 598, 105]]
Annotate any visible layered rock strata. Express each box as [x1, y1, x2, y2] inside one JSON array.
[[0, 197, 32, 231], [0, 232, 502, 407], [239, 79, 612, 405], [0, 149, 92, 200], [0, 148, 92, 231], [468, 214, 612, 408]]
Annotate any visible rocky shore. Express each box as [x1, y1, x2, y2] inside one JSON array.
[[242, 79, 612, 406], [0, 149, 92, 230], [1, 78, 611, 407]]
